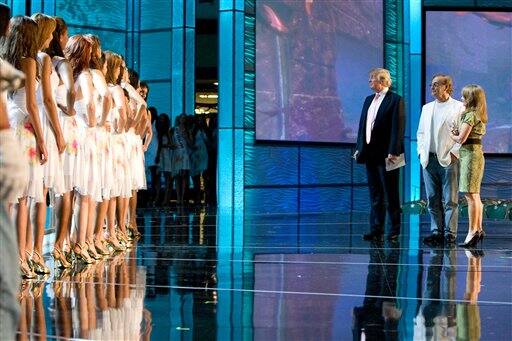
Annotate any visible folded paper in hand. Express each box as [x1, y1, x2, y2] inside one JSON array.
[[385, 153, 405, 171]]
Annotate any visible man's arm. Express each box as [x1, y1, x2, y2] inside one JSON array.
[[388, 95, 405, 157]]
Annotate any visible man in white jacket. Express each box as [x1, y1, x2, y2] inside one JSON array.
[[417, 74, 464, 246]]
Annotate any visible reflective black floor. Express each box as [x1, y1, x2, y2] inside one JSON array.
[[18, 208, 512, 340]]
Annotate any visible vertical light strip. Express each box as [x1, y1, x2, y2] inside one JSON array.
[[171, 0, 195, 122], [217, 2, 246, 340], [409, 0, 421, 202]]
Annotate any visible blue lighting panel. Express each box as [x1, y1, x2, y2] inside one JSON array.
[[218, 129, 234, 209], [56, 0, 127, 30], [141, 0, 171, 30], [144, 82, 171, 117], [245, 188, 298, 214], [220, 0, 244, 11], [234, 129, 245, 209], [219, 11, 234, 129], [244, 144, 299, 186], [184, 27, 195, 115], [300, 147, 351, 185], [409, 0, 421, 54], [244, 72, 255, 129], [300, 187, 351, 213], [185, 0, 195, 28], [140, 31, 172, 80], [352, 186, 371, 212], [172, 0, 184, 27], [234, 11, 245, 129], [171, 29, 184, 117]]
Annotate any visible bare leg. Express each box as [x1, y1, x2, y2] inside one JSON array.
[[55, 192, 71, 248], [129, 190, 138, 231], [34, 187, 49, 255]]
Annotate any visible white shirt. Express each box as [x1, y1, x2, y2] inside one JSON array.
[[366, 87, 388, 144], [417, 97, 464, 168]]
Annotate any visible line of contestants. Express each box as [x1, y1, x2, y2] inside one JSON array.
[[2, 15, 151, 279]]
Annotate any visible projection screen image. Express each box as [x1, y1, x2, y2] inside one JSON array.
[[425, 11, 512, 153], [255, 0, 383, 143]]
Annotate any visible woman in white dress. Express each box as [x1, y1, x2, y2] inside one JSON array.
[[30, 13, 64, 275], [172, 114, 192, 206], [64, 35, 97, 264], [104, 51, 129, 251], [0, 16, 48, 278], [85, 34, 112, 257], [122, 66, 147, 237], [47, 17, 76, 268]]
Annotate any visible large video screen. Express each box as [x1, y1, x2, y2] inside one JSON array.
[[425, 11, 512, 153], [255, 1, 383, 143]]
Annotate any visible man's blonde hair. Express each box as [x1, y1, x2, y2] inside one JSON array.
[[369, 68, 392, 88]]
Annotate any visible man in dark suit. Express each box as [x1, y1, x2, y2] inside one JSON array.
[[354, 68, 405, 242]]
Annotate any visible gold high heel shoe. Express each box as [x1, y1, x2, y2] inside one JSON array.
[[32, 250, 51, 274], [86, 241, 103, 260], [106, 236, 126, 252], [94, 239, 111, 255], [19, 258, 36, 279], [53, 247, 72, 268], [73, 243, 94, 264]]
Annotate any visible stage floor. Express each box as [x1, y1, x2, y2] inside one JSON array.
[[17, 208, 512, 340]]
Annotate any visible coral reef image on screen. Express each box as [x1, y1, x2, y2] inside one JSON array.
[[426, 11, 512, 153], [255, 0, 383, 143]]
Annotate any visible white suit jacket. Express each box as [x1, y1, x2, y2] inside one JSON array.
[[417, 97, 464, 169]]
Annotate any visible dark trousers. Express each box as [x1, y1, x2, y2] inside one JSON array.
[[366, 162, 401, 234]]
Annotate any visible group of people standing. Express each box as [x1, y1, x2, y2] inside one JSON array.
[[145, 110, 215, 208], [0, 6, 151, 286], [355, 68, 487, 247]]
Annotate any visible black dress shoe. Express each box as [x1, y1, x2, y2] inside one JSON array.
[[363, 231, 383, 241], [423, 233, 443, 246]]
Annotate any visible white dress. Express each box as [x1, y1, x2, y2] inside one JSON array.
[[171, 128, 190, 176], [190, 130, 208, 177], [108, 85, 131, 199], [74, 71, 101, 201], [91, 69, 113, 201], [54, 57, 80, 193], [6, 83, 44, 203], [36, 57, 65, 195]]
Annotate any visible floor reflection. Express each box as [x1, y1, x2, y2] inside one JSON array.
[[15, 209, 511, 340]]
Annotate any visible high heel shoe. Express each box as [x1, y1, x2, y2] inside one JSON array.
[[73, 243, 94, 264], [458, 230, 480, 248], [53, 247, 72, 269], [478, 230, 486, 245], [86, 241, 103, 260], [19, 258, 36, 279], [32, 251, 51, 274], [106, 236, 126, 252], [95, 239, 111, 256]]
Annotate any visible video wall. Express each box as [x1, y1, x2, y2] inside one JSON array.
[[425, 11, 512, 153], [255, 0, 383, 143]]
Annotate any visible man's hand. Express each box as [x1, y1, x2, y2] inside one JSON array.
[[387, 154, 399, 164]]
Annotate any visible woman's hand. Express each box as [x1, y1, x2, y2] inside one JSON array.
[[56, 133, 66, 154], [36, 137, 48, 165]]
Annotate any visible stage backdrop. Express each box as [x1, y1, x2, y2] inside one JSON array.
[[425, 11, 512, 154], [255, 0, 383, 143]]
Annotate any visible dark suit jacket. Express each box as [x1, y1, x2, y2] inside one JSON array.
[[355, 91, 405, 164]]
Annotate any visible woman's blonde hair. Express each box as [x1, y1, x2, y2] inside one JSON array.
[[369, 68, 392, 88], [31, 13, 56, 51], [462, 84, 488, 124]]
